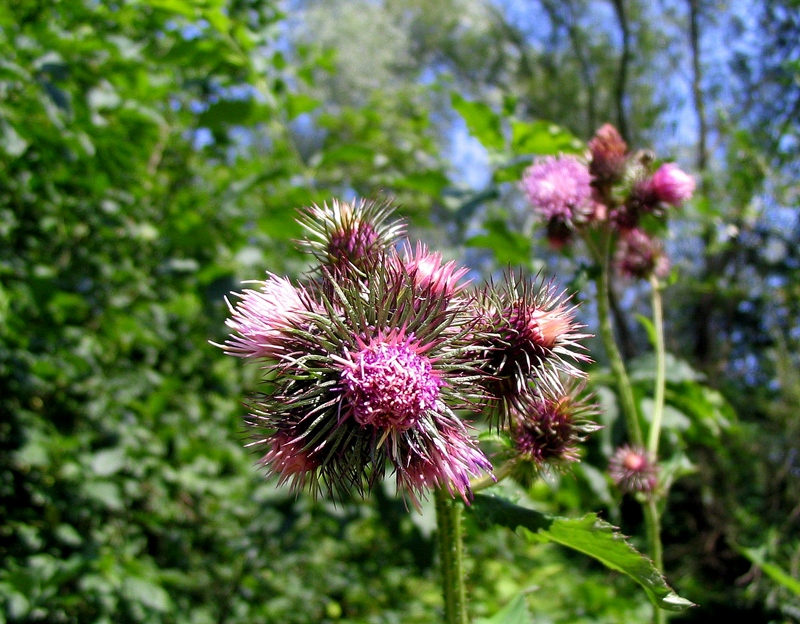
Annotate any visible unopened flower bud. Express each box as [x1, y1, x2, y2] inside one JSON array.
[[589, 124, 628, 186], [614, 228, 669, 280], [650, 163, 695, 206]]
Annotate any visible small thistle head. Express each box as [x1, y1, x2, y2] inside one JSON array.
[[510, 385, 600, 476], [609, 444, 659, 494], [650, 163, 695, 206], [297, 198, 405, 277], [614, 228, 670, 280], [473, 273, 591, 421], [589, 124, 628, 187], [219, 274, 308, 360], [393, 242, 470, 299], [521, 155, 594, 224]]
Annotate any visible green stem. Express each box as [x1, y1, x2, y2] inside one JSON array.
[[594, 236, 644, 447], [644, 497, 666, 624], [469, 460, 515, 493], [647, 274, 666, 456], [435, 489, 469, 624]]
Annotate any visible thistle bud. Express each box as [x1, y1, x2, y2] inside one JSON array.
[[650, 163, 695, 206], [589, 124, 628, 186], [614, 228, 670, 280], [609, 444, 659, 494]]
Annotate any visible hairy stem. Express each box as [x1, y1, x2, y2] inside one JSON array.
[[435, 489, 469, 624]]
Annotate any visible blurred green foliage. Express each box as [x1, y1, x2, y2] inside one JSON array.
[[2, 0, 799, 622]]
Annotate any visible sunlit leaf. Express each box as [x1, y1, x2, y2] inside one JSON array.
[[471, 494, 695, 612]]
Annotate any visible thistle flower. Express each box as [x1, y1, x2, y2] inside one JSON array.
[[510, 385, 600, 480], [589, 124, 628, 187], [472, 273, 591, 422], [393, 242, 471, 299], [609, 444, 659, 494], [614, 162, 695, 228], [296, 198, 405, 277], [650, 163, 695, 206], [337, 329, 443, 431], [219, 274, 309, 360], [521, 155, 594, 225], [228, 254, 492, 507], [614, 228, 670, 280]]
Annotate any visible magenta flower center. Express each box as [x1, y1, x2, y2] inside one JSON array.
[[343, 342, 441, 431]]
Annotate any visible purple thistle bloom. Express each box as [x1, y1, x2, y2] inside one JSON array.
[[219, 274, 308, 360], [609, 444, 659, 494], [614, 228, 670, 280], [473, 273, 591, 421], [650, 163, 695, 206], [337, 330, 443, 431], [222, 231, 493, 506], [521, 155, 594, 224]]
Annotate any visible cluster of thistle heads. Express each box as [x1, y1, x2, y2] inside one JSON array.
[[218, 198, 599, 509], [522, 123, 696, 281], [522, 124, 697, 496]]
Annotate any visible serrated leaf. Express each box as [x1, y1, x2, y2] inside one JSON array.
[[470, 494, 695, 612]]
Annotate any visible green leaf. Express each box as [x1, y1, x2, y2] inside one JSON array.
[[286, 92, 319, 120], [393, 171, 450, 196], [197, 99, 254, 129], [470, 494, 695, 612], [510, 119, 583, 156], [466, 218, 531, 267], [635, 314, 657, 347], [475, 593, 530, 624], [739, 548, 800, 597], [451, 93, 504, 151]]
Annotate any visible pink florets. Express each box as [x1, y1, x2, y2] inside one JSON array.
[[339, 332, 443, 431], [521, 155, 594, 223], [260, 430, 320, 490], [397, 242, 470, 298], [650, 163, 695, 206], [221, 274, 306, 360], [392, 416, 492, 508]]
